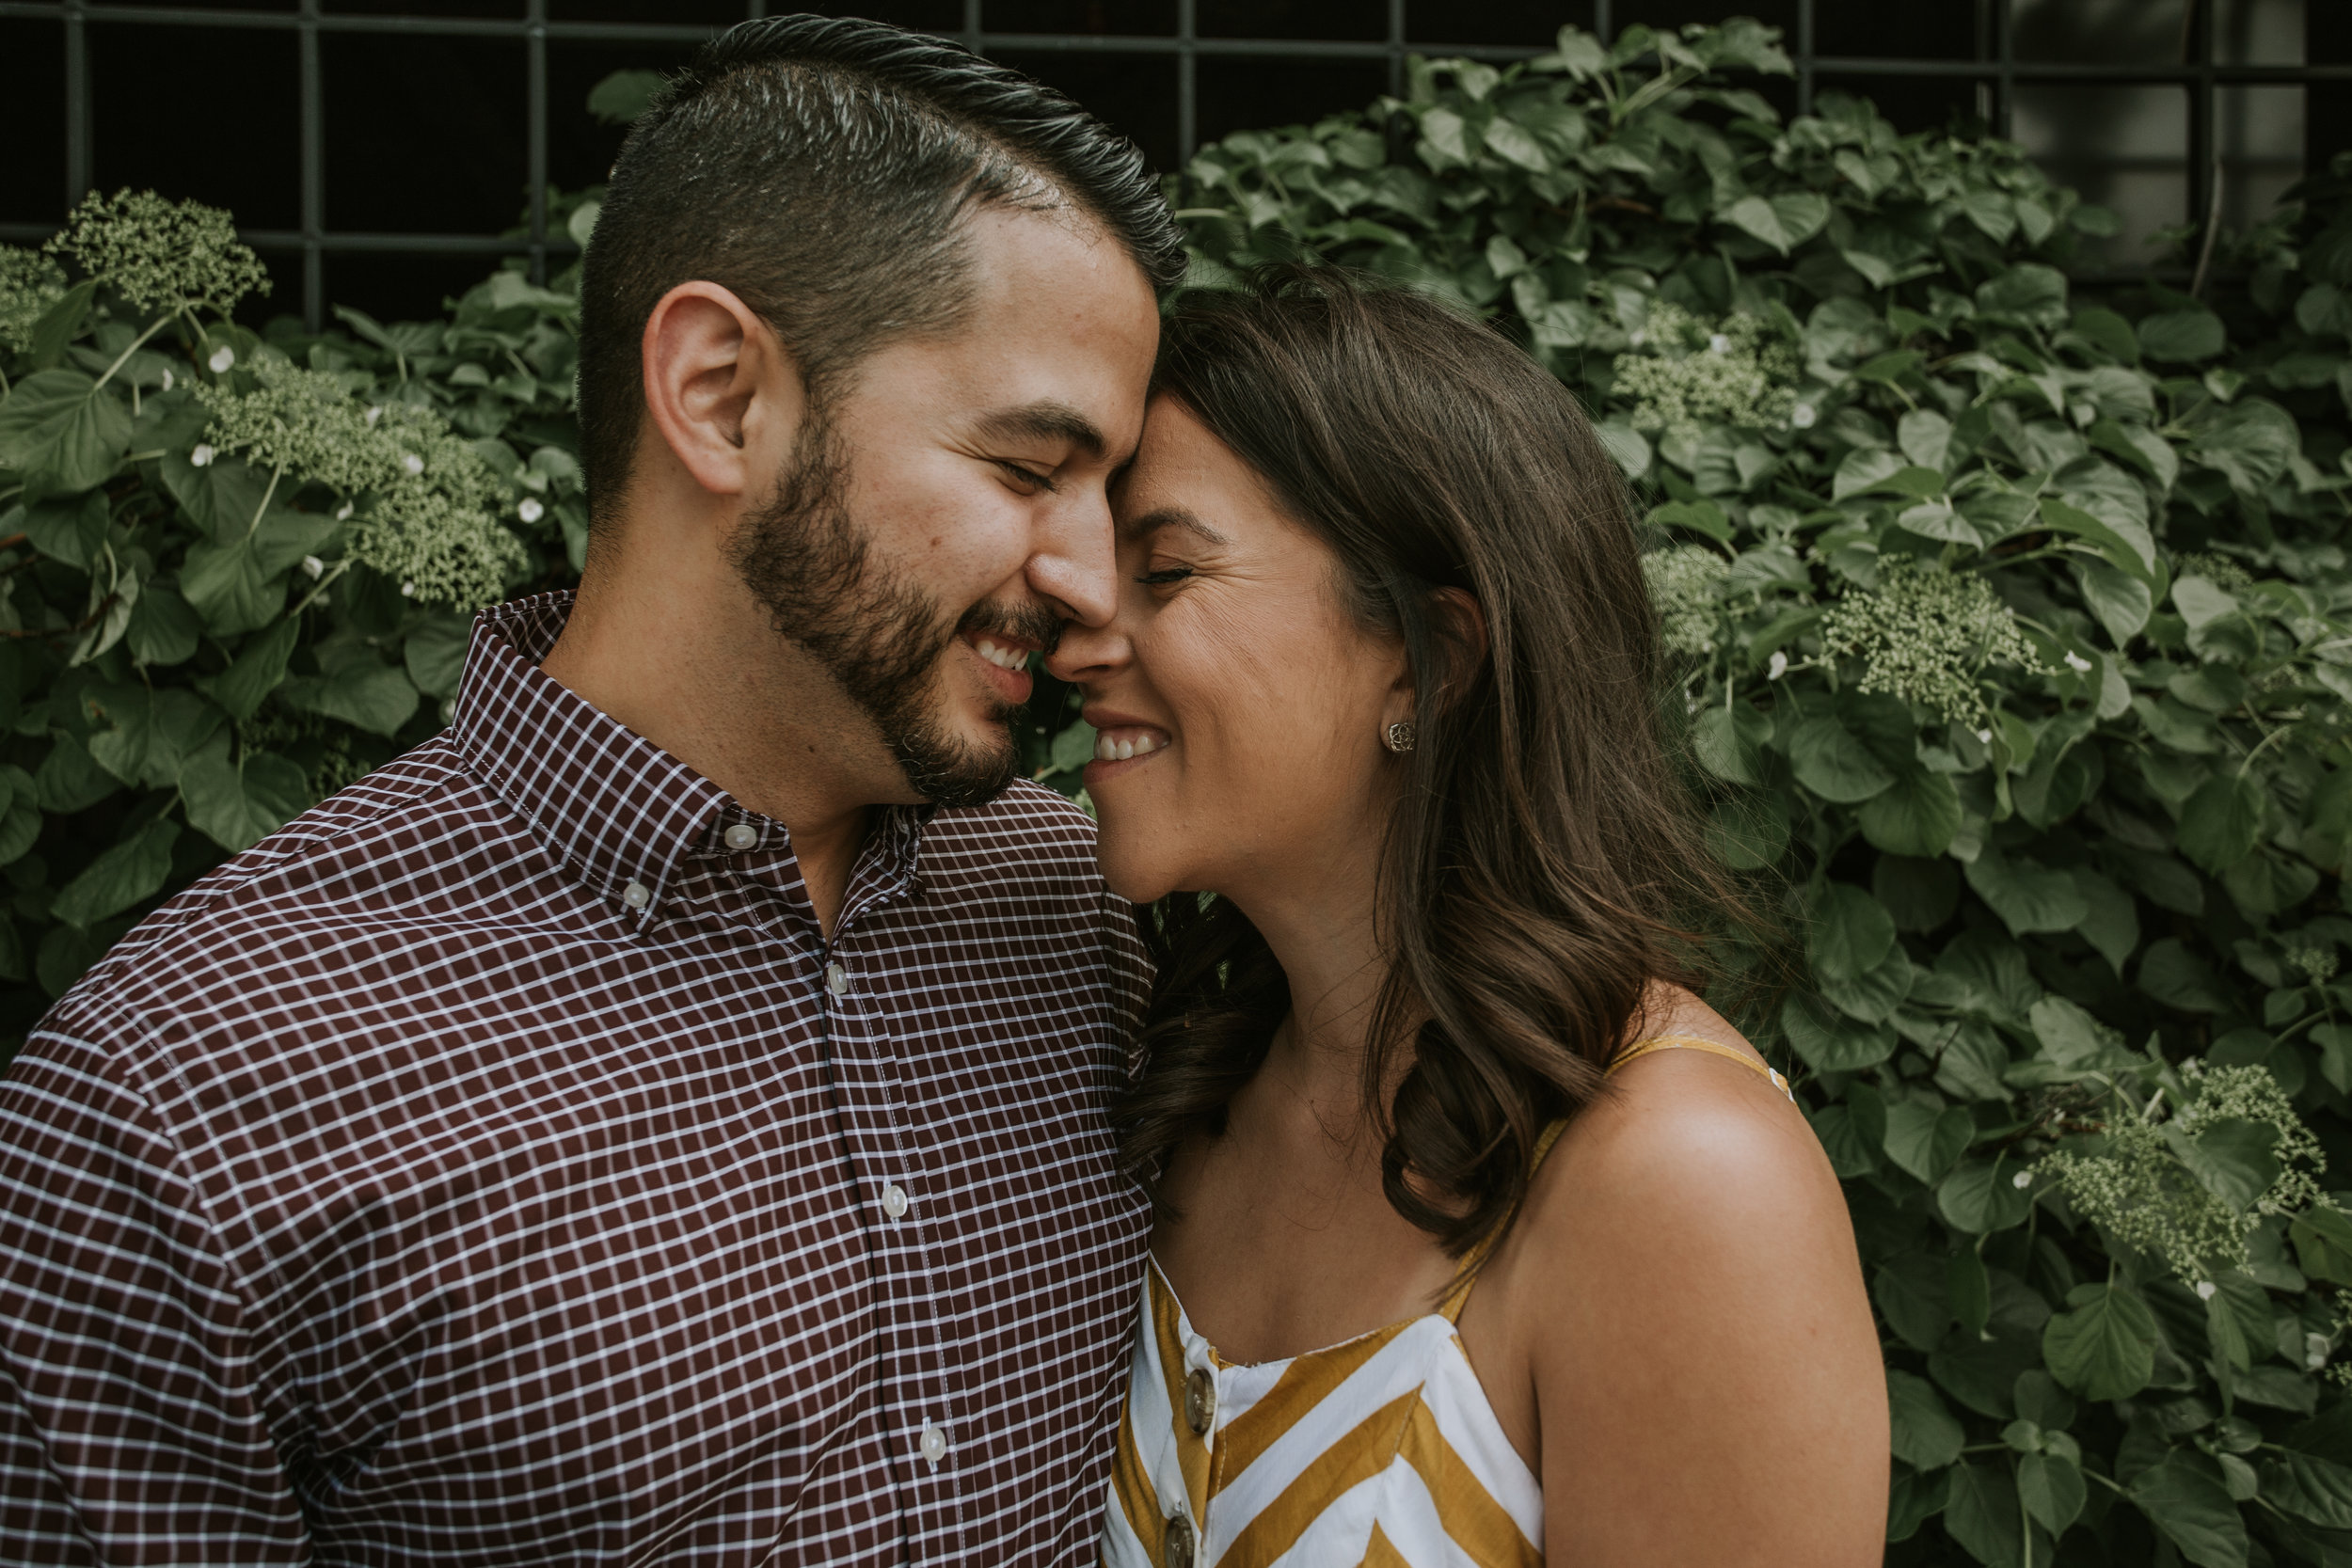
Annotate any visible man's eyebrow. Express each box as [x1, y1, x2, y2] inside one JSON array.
[[971, 401, 1107, 460], [1120, 506, 1232, 546]]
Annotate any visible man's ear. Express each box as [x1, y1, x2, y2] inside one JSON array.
[[640, 281, 804, 499]]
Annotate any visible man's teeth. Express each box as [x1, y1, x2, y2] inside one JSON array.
[[1093, 731, 1167, 762], [972, 638, 1028, 672]]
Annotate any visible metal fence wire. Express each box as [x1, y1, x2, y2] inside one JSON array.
[[2, 0, 2350, 331]]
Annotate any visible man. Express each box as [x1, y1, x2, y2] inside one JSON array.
[[0, 16, 1180, 1563]]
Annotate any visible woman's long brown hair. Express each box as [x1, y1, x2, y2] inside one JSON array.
[[1117, 266, 1773, 1255]]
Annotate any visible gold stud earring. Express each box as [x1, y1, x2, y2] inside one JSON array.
[[1384, 721, 1416, 753]]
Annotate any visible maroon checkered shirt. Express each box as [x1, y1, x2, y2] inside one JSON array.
[[0, 593, 1152, 1565]]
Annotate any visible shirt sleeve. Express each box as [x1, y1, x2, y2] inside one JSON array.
[[0, 1028, 311, 1563]]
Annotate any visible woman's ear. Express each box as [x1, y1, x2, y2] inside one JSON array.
[[1427, 586, 1489, 708], [1383, 586, 1488, 733]]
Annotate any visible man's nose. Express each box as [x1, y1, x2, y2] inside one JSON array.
[[1026, 485, 1118, 629]]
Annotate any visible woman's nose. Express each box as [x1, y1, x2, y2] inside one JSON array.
[[1045, 617, 1128, 686]]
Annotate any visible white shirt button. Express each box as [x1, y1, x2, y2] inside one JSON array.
[[723, 823, 757, 851], [918, 1420, 947, 1467], [621, 879, 650, 911], [882, 1182, 909, 1219], [825, 961, 850, 995]]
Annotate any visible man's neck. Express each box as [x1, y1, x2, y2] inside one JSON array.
[[538, 544, 912, 938]]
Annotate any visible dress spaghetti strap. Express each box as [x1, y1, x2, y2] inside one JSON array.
[[1609, 1033, 1795, 1101]]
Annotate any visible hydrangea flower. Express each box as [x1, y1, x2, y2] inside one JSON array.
[[1642, 545, 1731, 657], [42, 189, 269, 320], [1610, 302, 1799, 437], [1819, 557, 2041, 724], [2034, 1061, 2325, 1284], [196, 358, 524, 609], [0, 245, 69, 356]]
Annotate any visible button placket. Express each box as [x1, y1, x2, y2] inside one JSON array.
[[810, 921, 965, 1549]]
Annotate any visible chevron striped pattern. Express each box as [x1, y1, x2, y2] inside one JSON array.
[[1103, 1255, 1543, 1568]]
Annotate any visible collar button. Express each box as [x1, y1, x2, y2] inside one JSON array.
[[621, 879, 651, 911], [723, 823, 757, 851]]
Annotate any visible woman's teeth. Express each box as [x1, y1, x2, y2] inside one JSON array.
[[972, 638, 1028, 672], [1093, 729, 1168, 762]]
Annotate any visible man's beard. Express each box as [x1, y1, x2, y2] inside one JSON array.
[[725, 404, 1060, 809]]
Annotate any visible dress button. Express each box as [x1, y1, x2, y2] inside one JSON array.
[[919, 1420, 948, 1467], [620, 879, 650, 911], [1184, 1367, 1216, 1436], [825, 961, 850, 995], [1163, 1512, 1197, 1568], [882, 1182, 910, 1219], [723, 823, 757, 851]]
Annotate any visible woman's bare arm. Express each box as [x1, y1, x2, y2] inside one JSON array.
[[1514, 1047, 1888, 1564]]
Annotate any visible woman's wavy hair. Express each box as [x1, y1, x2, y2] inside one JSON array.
[[1117, 265, 1772, 1255]]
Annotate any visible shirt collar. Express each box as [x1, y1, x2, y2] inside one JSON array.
[[449, 592, 925, 932]]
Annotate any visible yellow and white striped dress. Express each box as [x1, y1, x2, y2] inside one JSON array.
[[1102, 1036, 1791, 1568]]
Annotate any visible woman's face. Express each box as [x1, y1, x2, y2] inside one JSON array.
[[1046, 398, 1408, 907]]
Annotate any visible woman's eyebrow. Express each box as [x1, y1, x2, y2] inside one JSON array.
[[1120, 505, 1232, 546]]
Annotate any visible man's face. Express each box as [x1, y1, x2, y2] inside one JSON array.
[[728, 205, 1160, 807]]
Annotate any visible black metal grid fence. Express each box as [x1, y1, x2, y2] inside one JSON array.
[[2, 0, 2349, 330]]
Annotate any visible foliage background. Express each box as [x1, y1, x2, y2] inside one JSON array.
[[9, 20, 2352, 1566]]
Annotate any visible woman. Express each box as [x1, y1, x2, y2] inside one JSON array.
[[1048, 270, 1887, 1566]]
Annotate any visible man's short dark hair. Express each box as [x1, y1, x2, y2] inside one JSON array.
[[576, 14, 1187, 531]]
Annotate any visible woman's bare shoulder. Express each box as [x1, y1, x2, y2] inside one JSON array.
[[1493, 986, 1889, 1563]]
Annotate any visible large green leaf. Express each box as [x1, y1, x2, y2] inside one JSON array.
[[279, 659, 421, 738], [180, 742, 312, 854], [1788, 714, 1895, 802], [197, 617, 301, 723], [1721, 192, 1829, 253], [1883, 1099, 1974, 1185], [1975, 263, 2069, 328], [2042, 1283, 2157, 1402], [2039, 497, 2155, 582], [2177, 771, 2265, 874], [1964, 850, 2089, 936], [1857, 768, 1962, 857], [2131, 1455, 2249, 1568], [2138, 308, 2227, 362], [24, 491, 109, 572], [2273, 1449, 2352, 1529], [1937, 1159, 2031, 1234], [50, 817, 180, 930], [1943, 1460, 2032, 1567], [0, 369, 135, 492], [83, 687, 226, 791], [1888, 1370, 1964, 1471], [2019, 1450, 2086, 1536], [1779, 990, 1895, 1071], [1808, 880, 1896, 982]]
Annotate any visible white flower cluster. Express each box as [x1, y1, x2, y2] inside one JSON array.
[[0, 245, 68, 355], [2035, 1062, 2324, 1285], [1644, 545, 1731, 657], [197, 358, 524, 609], [2284, 942, 2341, 986], [2171, 550, 2254, 592], [1610, 302, 1799, 436], [44, 189, 269, 320], [1819, 557, 2040, 724]]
